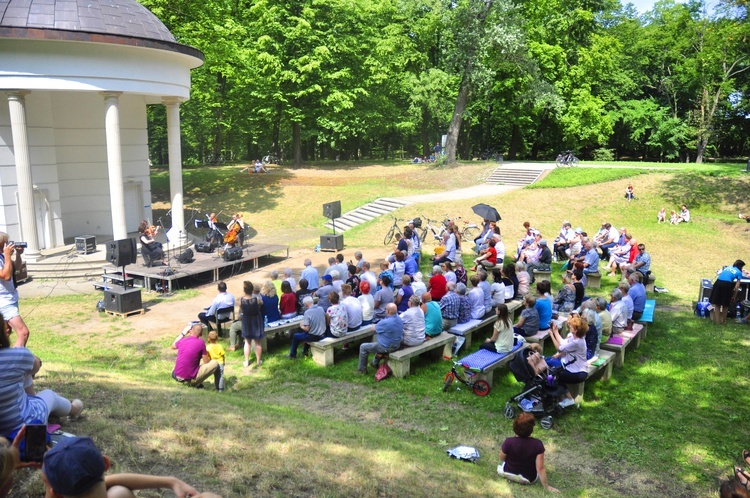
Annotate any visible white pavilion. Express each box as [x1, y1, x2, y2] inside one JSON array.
[[0, 0, 203, 260]]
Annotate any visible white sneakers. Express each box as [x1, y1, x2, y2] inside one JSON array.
[[559, 397, 575, 409], [69, 399, 84, 420]]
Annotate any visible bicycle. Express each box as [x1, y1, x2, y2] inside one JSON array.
[[383, 216, 405, 245], [555, 150, 579, 167], [262, 154, 282, 165], [419, 216, 443, 243], [441, 215, 480, 243], [443, 358, 490, 396]]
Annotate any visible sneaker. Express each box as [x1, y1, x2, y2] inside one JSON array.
[[559, 397, 575, 409], [68, 399, 84, 420], [740, 213, 744, 219], [356, 368, 367, 375], [243, 360, 250, 368], [285, 354, 297, 360], [257, 360, 263, 367]]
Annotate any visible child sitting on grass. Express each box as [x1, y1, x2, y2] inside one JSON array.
[[206, 331, 225, 392]]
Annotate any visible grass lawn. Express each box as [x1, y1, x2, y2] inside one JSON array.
[[9, 160, 750, 497]]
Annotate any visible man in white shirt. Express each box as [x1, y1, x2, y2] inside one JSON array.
[[341, 284, 363, 331], [400, 295, 425, 347], [198, 282, 235, 332], [360, 261, 378, 295]]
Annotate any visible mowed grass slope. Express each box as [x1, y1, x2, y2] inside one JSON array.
[[10, 163, 750, 497]]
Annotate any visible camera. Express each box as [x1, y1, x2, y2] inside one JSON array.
[[9, 241, 27, 249]]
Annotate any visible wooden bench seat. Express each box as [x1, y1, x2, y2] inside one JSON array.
[[524, 328, 550, 351], [532, 269, 552, 282], [567, 350, 616, 398], [308, 326, 375, 367], [458, 341, 527, 387], [599, 327, 640, 368], [387, 332, 455, 378], [636, 299, 656, 338], [585, 271, 602, 289]]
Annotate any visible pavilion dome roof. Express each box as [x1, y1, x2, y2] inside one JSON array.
[[0, 0, 176, 42]]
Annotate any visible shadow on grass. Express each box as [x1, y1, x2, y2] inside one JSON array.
[[660, 172, 750, 209]]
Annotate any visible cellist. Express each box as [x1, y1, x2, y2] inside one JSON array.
[[224, 212, 245, 248]]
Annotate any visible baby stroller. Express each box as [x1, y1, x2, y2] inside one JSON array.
[[503, 348, 569, 430]]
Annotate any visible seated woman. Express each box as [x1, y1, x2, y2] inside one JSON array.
[[513, 295, 539, 337], [548, 315, 588, 408], [326, 292, 348, 338], [260, 281, 280, 323], [138, 220, 165, 267], [571, 269, 585, 309], [480, 303, 514, 354], [472, 239, 498, 271], [502, 263, 519, 301], [490, 269, 506, 307], [515, 261, 530, 297], [677, 204, 690, 223], [606, 234, 633, 277], [0, 314, 83, 438], [279, 281, 297, 319], [551, 273, 575, 313], [497, 412, 559, 492]]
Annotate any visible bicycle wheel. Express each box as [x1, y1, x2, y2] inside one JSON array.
[[462, 227, 479, 243], [571, 156, 579, 167], [472, 380, 490, 397], [420, 227, 428, 242], [443, 372, 454, 392], [384, 226, 396, 245]]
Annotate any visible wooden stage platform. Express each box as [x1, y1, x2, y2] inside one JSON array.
[[100, 242, 289, 293]]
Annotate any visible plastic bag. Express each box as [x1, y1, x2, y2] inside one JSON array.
[[446, 445, 480, 463], [375, 363, 392, 381]]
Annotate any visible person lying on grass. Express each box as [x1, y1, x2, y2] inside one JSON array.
[[497, 412, 559, 492], [41, 436, 221, 498]]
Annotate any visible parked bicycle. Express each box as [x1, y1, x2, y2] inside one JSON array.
[[418, 216, 443, 243], [440, 214, 480, 243], [443, 358, 490, 396], [383, 216, 405, 245], [555, 150, 579, 167]]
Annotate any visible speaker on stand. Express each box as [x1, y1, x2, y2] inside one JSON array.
[[321, 201, 344, 251]]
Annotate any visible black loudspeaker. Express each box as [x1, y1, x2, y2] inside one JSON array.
[[320, 234, 344, 251], [194, 242, 215, 253], [323, 201, 341, 219], [177, 248, 194, 264], [223, 246, 243, 261], [106, 238, 137, 267], [103, 288, 142, 314]]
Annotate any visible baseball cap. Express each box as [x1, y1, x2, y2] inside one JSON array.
[[43, 437, 105, 496], [322, 274, 332, 282], [539, 239, 548, 246]]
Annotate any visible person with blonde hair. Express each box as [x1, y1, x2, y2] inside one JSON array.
[[260, 280, 280, 323]]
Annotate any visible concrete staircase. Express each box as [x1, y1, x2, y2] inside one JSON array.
[[485, 167, 542, 186], [323, 197, 412, 232]]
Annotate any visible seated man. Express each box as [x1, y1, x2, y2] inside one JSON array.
[[439, 282, 461, 330], [552, 221, 574, 261], [41, 436, 220, 498], [400, 294, 426, 347], [598, 223, 619, 261], [527, 239, 552, 283], [576, 239, 600, 274], [315, 274, 335, 309], [432, 230, 457, 265], [609, 288, 628, 335], [288, 296, 327, 358], [198, 282, 235, 332], [357, 303, 403, 373], [623, 243, 650, 278], [171, 323, 220, 388], [628, 272, 646, 321]]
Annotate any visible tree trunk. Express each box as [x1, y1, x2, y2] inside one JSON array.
[[292, 121, 302, 165], [445, 72, 472, 164], [508, 123, 521, 160]]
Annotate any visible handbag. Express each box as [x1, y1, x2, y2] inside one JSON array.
[[375, 362, 392, 381]]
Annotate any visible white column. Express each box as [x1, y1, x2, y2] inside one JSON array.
[[102, 92, 127, 241], [7, 91, 41, 259], [164, 98, 186, 245]]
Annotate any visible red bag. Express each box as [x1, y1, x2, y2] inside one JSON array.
[[375, 363, 392, 381]]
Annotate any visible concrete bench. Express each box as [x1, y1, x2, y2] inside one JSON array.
[[585, 272, 602, 289], [532, 269, 552, 282], [645, 274, 656, 292], [447, 301, 524, 349], [636, 299, 656, 338], [567, 350, 616, 398], [308, 326, 375, 367], [261, 316, 305, 351], [458, 341, 527, 387], [599, 327, 640, 368], [387, 332, 455, 378], [524, 328, 551, 351]]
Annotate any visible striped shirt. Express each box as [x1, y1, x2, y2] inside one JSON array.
[[0, 348, 47, 435]]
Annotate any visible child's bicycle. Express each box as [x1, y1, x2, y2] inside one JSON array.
[[442, 358, 490, 396]]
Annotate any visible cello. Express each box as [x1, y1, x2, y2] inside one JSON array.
[[224, 213, 243, 245]]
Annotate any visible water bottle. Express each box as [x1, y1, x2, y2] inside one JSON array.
[[315, 244, 321, 252], [736, 304, 743, 322], [264, 315, 268, 328]]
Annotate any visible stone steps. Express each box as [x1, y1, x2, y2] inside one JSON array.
[[323, 197, 412, 232], [485, 167, 542, 186]]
